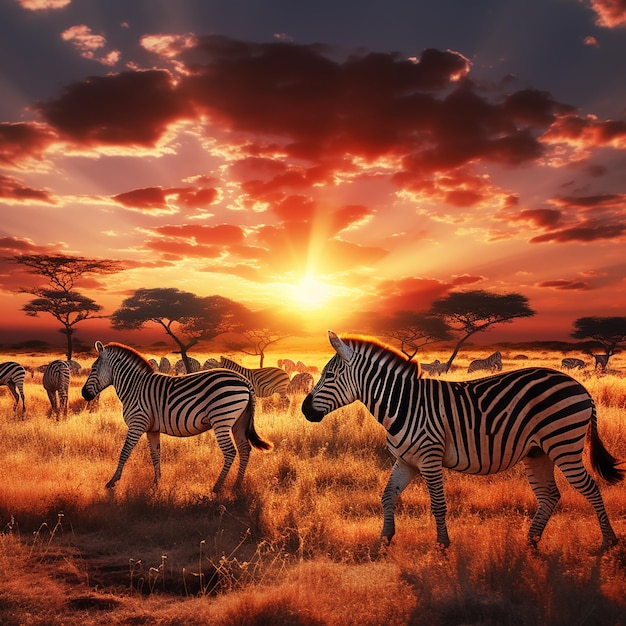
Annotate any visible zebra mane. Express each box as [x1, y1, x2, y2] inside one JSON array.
[[104, 342, 154, 372], [340, 335, 420, 376]]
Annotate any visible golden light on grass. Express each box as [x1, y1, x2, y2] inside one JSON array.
[[0, 348, 625, 624]]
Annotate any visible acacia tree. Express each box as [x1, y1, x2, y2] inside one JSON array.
[[572, 316, 626, 370], [9, 254, 123, 360], [378, 311, 454, 360], [429, 289, 536, 371], [110, 288, 249, 371]]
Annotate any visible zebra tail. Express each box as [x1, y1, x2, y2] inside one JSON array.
[[587, 409, 624, 485], [245, 393, 272, 451]]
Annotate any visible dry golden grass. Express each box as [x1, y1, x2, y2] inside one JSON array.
[[0, 347, 625, 625]]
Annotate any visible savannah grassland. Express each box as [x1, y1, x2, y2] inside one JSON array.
[[1, 346, 626, 626]]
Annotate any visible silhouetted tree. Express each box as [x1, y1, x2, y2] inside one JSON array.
[[429, 290, 535, 371], [8, 254, 123, 360], [110, 288, 249, 371], [378, 311, 454, 360], [572, 316, 626, 370]]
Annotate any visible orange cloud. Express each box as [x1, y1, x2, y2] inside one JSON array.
[[537, 279, 591, 290], [61, 25, 121, 66], [586, 0, 626, 28], [17, 0, 70, 10], [0, 122, 57, 168], [0, 174, 56, 203]]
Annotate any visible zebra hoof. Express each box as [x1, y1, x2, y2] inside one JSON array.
[[105, 479, 117, 489], [600, 536, 619, 552]]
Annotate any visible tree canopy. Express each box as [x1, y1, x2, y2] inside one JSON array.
[[9, 254, 123, 359], [429, 289, 536, 370], [110, 288, 250, 371], [571, 316, 626, 365]]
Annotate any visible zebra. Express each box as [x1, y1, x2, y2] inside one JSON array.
[[467, 351, 502, 373], [302, 331, 623, 550], [42, 360, 70, 419], [288, 372, 315, 394], [277, 358, 297, 375], [592, 354, 609, 372], [217, 357, 290, 405], [158, 357, 171, 374], [0, 361, 26, 413], [148, 358, 159, 371], [561, 357, 586, 370], [66, 359, 82, 375], [81, 341, 271, 493], [421, 359, 447, 376], [174, 357, 201, 375]]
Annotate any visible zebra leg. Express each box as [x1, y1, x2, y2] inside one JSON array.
[[233, 427, 252, 491], [523, 451, 560, 546], [145, 431, 161, 485], [60, 389, 68, 418], [7, 381, 20, 413], [106, 428, 145, 489], [555, 459, 617, 550], [46, 389, 57, 419], [421, 466, 451, 548], [212, 425, 237, 494], [381, 459, 418, 544]]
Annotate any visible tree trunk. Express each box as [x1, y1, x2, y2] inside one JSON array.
[[63, 326, 73, 361]]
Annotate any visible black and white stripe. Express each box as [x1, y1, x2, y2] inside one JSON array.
[[561, 357, 586, 370], [217, 357, 290, 404], [0, 361, 26, 413], [302, 332, 623, 550], [467, 351, 502, 373], [42, 359, 70, 419], [174, 357, 201, 375], [81, 341, 271, 493]]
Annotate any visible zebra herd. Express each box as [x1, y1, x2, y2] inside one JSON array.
[[1, 334, 623, 551]]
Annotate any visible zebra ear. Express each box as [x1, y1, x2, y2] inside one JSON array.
[[328, 330, 354, 362], [95, 341, 104, 353]]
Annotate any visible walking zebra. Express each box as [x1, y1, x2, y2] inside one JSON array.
[[561, 357, 586, 370], [43, 360, 70, 419], [81, 342, 271, 493], [216, 357, 290, 405], [467, 351, 502, 373], [0, 361, 26, 413], [302, 332, 623, 550]]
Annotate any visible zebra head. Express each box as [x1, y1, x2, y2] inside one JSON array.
[[301, 331, 358, 422], [81, 341, 112, 401]]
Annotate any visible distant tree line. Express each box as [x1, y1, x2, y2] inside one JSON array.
[[7, 254, 626, 370]]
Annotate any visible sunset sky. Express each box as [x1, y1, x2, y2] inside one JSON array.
[[1, 0, 625, 348]]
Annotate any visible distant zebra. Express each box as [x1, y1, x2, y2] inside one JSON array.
[[174, 358, 201, 375], [467, 351, 502, 373], [43, 360, 70, 419], [302, 332, 623, 550], [277, 358, 297, 375], [561, 358, 586, 370], [288, 372, 314, 394], [0, 361, 26, 413], [158, 357, 171, 374], [421, 359, 447, 376], [81, 342, 271, 493], [203, 358, 221, 369], [148, 358, 159, 371], [66, 359, 82, 375], [592, 354, 609, 372], [218, 357, 290, 405]]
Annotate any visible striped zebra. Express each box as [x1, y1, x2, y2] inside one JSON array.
[[217, 357, 290, 405], [81, 341, 271, 493], [174, 357, 201, 375], [467, 351, 502, 373], [421, 359, 447, 376], [561, 357, 586, 370], [148, 358, 159, 371], [42, 359, 70, 419], [302, 332, 623, 550], [277, 358, 297, 375], [0, 361, 26, 413], [158, 357, 171, 374], [288, 372, 315, 394]]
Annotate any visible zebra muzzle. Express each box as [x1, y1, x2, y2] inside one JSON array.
[[81, 386, 95, 401], [301, 394, 325, 422]]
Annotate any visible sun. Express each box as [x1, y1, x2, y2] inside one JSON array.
[[287, 276, 333, 309]]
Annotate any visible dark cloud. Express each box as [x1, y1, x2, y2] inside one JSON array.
[[537, 279, 591, 290], [0, 122, 57, 167], [37, 70, 191, 146], [112, 185, 219, 212], [0, 174, 56, 203], [530, 219, 626, 243]]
